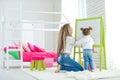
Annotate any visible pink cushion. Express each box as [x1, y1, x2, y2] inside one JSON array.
[[22, 43, 31, 52], [46, 51, 57, 62], [22, 52, 57, 62], [32, 56, 45, 60], [27, 42, 35, 52], [33, 45, 46, 52], [44, 58, 54, 68], [39, 56, 45, 60]]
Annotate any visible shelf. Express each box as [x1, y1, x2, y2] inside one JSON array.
[[75, 51, 98, 54], [7, 49, 21, 51], [8, 28, 59, 31], [23, 11, 63, 14]]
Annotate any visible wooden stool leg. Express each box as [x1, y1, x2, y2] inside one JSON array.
[[37, 61, 42, 71], [35, 60, 39, 70], [42, 60, 46, 70], [30, 60, 35, 70]]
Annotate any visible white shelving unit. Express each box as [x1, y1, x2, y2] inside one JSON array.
[[2, 0, 70, 69]]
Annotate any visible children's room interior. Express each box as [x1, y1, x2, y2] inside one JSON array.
[[0, 0, 120, 80]]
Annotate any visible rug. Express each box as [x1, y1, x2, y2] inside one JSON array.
[[22, 67, 120, 80]]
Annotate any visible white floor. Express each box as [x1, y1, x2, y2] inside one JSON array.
[[0, 69, 37, 80], [98, 77, 120, 80], [0, 67, 120, 80]]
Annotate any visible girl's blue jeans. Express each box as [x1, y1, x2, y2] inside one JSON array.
[[57, 53, 83, 71], [83, 49, 94, 70]]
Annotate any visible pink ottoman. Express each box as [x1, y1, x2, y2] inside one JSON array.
[[44, 58, 54, 68]]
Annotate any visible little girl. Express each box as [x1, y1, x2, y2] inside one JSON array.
[[76, 27, 94, 72], [55, 24, 83, 73]]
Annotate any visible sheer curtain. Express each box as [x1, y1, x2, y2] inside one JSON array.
[[105, 0, 120, 69], [61, 0, 78, 26]]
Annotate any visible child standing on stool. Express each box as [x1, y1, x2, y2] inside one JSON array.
[[76, 27, 94, 72]]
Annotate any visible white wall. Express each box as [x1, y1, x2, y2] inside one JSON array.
[[45, 0, 61, 51], [1, 0, 21, 46], [0, 0, 61, 51], [3, 0, 20, 22], [22, 0, 62, 51], [22, 0, 56, 50], [62, 0, 78, 26], [22, 0, 54, 20], [0, 0, 2, 46]]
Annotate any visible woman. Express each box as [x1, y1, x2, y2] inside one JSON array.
[[55, 24, 83, 73]]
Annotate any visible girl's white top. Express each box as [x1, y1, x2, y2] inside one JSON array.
[[76, 35, 94, 49], [64, 36, 75, 55]]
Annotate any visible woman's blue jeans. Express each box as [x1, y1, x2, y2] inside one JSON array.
[[83, 49, 94, 70], [57, 53, 83, 71]]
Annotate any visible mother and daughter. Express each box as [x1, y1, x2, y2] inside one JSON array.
[[55, 23, 94, 73]]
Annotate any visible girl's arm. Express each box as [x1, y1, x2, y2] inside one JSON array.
[[75, 40, 81, 47]]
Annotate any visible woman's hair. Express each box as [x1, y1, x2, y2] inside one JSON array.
[[57, 24, 72, 56]]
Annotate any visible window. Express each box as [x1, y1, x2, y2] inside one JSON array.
[[61, 0, 78, 26], [105, 0, 120, 69]]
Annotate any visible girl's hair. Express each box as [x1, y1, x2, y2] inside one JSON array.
[[80, 26, 92, 36], [57, 24, 72, 56]]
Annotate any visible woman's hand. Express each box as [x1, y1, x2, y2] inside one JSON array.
[[55, 68, 60, 73], [55, 64, 60, 73]]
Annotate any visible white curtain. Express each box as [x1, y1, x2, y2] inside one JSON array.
[[61, 0, 78, 26], [105, 0, 120, 69]]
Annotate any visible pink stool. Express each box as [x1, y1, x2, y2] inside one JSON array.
[[30, 56, 46, 71], [44, 58, 54, 68]]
